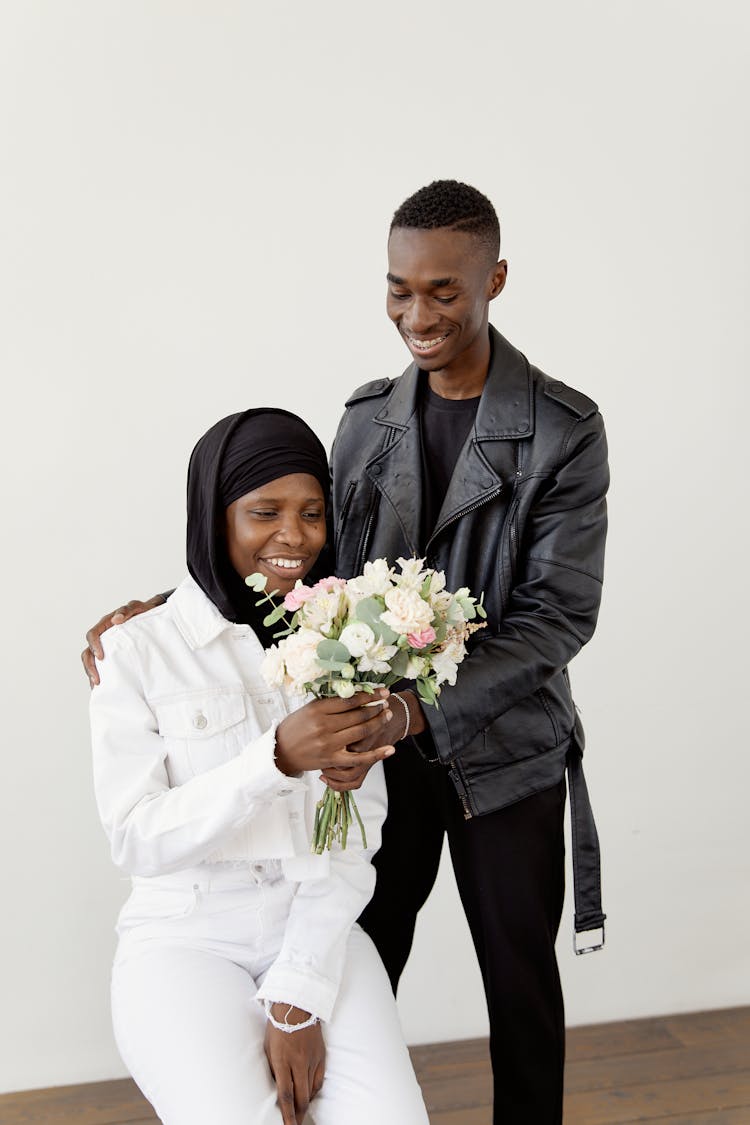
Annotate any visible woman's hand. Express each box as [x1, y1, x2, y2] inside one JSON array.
[[321, 689, 426, 791], [81, 595, 167, 687], [264, 1005, 325, 1125], [275, 692, 395, 783]]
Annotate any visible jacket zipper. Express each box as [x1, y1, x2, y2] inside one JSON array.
[[426, 484, 504, 555], [354, 488, 379, 573], [449, 765, 474, 820], [336, 480, 357, 541]]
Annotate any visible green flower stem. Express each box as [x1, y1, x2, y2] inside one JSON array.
[[311, 785, 367, 854]]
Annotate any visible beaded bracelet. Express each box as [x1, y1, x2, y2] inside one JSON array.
[[391, 692, 411, 741], [263, 999, 319, 1034]]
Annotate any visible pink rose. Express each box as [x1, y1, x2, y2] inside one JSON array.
[[406, 626, 437, 649], [283, 585, 315, 611], [313, 576, 347, 593]]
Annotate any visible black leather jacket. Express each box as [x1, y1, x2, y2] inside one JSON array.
[[331, 326, 608, 825]]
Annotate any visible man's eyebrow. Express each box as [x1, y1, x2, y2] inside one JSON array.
[[386, 273, 457, 287]]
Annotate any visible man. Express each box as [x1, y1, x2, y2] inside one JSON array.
[[83, 180, 608, 1124]]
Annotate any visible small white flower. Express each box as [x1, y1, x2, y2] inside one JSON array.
[[405, 654, 427, 678], [298, 589, 343, 634], [396, 556, 429, 591], [332, 678, 356, 699], [432, 651, 459, 686], [358, 638, 399, 674], [346, 558, 395, 599]]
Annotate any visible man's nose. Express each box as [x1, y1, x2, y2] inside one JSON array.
[[404, 296, 436, 334]]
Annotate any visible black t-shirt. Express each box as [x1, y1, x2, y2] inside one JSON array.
[[418, 377, 481, 551]]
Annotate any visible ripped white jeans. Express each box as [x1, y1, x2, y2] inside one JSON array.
[[111, 862, 428, 1125]]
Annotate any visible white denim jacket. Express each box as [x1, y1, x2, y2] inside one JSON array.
[[90, 575, 387, 1020]]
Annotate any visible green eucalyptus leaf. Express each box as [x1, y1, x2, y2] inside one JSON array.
[[245, 572, 268, 592], [262, 603, 288, 627], [317, 638, 351, 664], [353, 597, 398, 643]]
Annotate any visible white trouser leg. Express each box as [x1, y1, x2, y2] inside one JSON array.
[[304, 925, 429, 1125], [111, 874, 427, 1125], [112, 946, 282, 1125]]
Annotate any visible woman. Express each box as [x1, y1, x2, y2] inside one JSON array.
[[90, 408, 428, 1125]]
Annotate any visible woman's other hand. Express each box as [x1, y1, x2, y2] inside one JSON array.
[[264, 1005, 326, 1125], [275, 692, 395, 784]]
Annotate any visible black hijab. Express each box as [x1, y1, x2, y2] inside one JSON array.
[[186, 408, 331, 648]]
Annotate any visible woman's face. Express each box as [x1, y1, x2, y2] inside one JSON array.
[[225, 472, 327, 596]]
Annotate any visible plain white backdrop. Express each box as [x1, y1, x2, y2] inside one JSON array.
[[1, 0, 748, 1093]]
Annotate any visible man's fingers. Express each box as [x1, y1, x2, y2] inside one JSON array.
[[333, 706, 393, 744], [331, 745, 395, 770], [80, 648, 100, 689], [320, 765, 370, 791], [84, 616, 112, 661]]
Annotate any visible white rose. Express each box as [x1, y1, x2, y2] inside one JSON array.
[[261, 644, 286, 688], [339, 621, 376, 659], [381, 586, 433, 635]]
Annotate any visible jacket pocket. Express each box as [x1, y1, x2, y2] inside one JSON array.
[[476, 692, 563, 772], [153, 687, 248, 785]]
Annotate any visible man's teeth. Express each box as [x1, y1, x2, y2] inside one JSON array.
[[410, 335, 446, 350], [268, 558, 303, 569]]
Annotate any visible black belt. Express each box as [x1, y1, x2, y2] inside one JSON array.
[[567, 712, 606, 954]]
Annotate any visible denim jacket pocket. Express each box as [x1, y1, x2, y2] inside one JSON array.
[[153, 687, 248, 784]]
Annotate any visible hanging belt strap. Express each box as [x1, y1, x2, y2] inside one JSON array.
[[567, 713, 606, 954]]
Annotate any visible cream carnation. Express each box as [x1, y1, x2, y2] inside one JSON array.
[[381, 586, 433, 635], [261, 644, 286, 688], [282, 628, 324, 689]]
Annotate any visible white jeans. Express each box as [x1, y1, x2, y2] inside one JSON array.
[[111, 862, 428, 1125]]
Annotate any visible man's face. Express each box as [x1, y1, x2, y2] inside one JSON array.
[[386, 227, 506, 376]]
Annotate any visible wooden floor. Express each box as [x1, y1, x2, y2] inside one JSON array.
[[1, 1007, 748, 1123]]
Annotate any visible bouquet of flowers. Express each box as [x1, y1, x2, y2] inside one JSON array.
[[246, 557, 486, 854]]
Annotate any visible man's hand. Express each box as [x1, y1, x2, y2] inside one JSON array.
[[321, 689, 426, 791], [275, 692, 395, 787], [81, 595, 166, 688], [264, 1005, 325, 1125]]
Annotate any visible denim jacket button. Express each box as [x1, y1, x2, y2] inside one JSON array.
[[193, 713, 208, 730]]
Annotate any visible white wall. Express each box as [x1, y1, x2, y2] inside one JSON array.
[[1, 0, 748, 1093]]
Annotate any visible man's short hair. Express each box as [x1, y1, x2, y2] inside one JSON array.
[[390, 180, 500, 262]]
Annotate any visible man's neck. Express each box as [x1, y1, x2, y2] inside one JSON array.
[[426, 325, 491, 400]]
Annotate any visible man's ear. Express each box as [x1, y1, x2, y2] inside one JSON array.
[[489, 260, 508, 300]]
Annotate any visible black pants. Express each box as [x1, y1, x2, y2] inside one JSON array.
[[359, 745, 566, 1125]]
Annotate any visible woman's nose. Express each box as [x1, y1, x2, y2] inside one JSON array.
[[275, 518, 306, 547]]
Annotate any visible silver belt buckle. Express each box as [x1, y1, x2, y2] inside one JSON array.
[[574, 922, 605, 955]]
